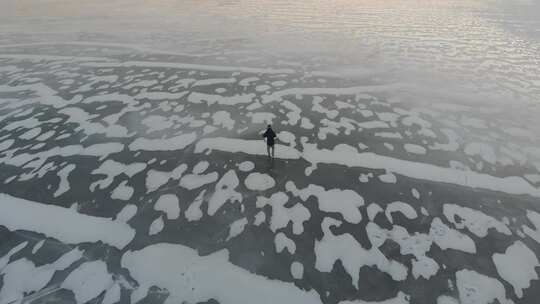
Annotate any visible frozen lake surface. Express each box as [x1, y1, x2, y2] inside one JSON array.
[[1, 0, 540, 303]]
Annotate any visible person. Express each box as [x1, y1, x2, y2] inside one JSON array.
[[262, 125, 276, 159]]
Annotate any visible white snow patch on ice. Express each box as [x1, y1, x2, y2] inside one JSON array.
[[116, 204, 138, 223], [464, 143, 497, 164], [111, 180, 134, 200], [212, 110, 235, 130], [185, 190, 206, 222], [196, 137, 301, 160], [188, 92, 254, 106], [443, 204, 511, 237], [254, 211, 266, 226], [245, 173, 275, 191], [32, 240, 45, 254], [275, 232, 296, 254], [385, 201, 417, 223], [180, 172, 219, 190], [492, 241, 539, 298], [367, 204, 384, 221], [20, 127, 42, 140], [149, 216, 164, 235], [102, 283, 121, 304], [54, 164, 75, 197], [404, 144, 427, 155], [437, 295, 458, 304], [412, 188, 420, 199], [207, 170, 242, 216], [287, 181, 363, 224], [129, 133, 197, 151], [62, 260, 113, 304], [238, 161, 255, 172], [193, 161, 210, 174], [316, 218, 407, 286], [227, 218, 248, 241], [121, 243, 321, 304], [523, 210, 540, 244], [290, 261, 304, 279], [145, 164, 187, 191], [90, 160, 146, 191], [339, 292, 410, 304], [301, 142, 540, 197], [429, 218, 476, 253], [455, 269, 513, 304], [378, 172, 397, 183], [256, 192, 310, 234], [0, 194, 134, 249], [154, 194, 180, 220], [0, 248, 83, 303]]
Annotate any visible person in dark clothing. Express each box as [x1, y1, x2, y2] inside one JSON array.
[[262, 125, 276, 158]]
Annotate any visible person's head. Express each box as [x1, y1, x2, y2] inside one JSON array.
[[267, 124, 272, 129]]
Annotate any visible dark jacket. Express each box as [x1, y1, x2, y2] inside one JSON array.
[[263, 128, 276, 146]]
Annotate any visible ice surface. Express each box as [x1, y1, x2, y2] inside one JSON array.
[[1, 5, 540, 301], [0, 194, 134, 249], [492, 241, 539, 298], [121, 243, 321, 304]]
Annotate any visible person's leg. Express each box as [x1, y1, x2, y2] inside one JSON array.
[[271, 145, 275, 158], [267, 145, 271, 158]]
